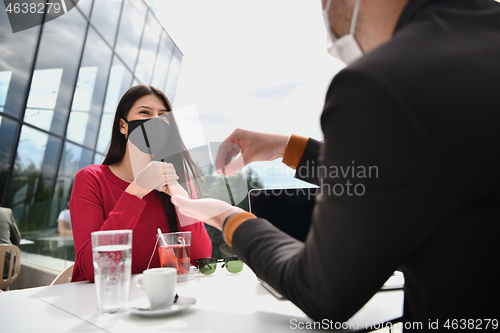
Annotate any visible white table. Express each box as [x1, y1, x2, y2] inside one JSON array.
[[19, 239, 35, 245], [36, 236, 74, 245], [0, 265, 404, 333]]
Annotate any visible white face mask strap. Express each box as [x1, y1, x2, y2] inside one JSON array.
[[349, 0, 361, 35], [326, 0, 333, 12]]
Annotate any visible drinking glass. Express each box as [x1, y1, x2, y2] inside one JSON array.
[[157, 231, 191, 281], [91, 230, 132, 314]]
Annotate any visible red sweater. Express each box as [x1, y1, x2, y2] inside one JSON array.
[[70, 164, 212, 282]]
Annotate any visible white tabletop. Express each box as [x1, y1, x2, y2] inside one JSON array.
[[0, 265, 404, 333], [36, 236, 74, 242], [19, 239, 35, 245]]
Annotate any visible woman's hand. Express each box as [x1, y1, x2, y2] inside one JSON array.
[[134, 161, 189, 198], [171, 196, 244, 230]]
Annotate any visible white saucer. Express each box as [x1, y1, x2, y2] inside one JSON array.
[[127, 296, 196, 317]]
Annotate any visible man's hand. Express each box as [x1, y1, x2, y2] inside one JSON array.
[[215, 129, 289, 175], [171, 196, 244, 230]]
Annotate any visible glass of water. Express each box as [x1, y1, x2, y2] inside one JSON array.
[[91, 230, 132, 314]]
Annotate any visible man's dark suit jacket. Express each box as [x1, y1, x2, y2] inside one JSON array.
[[231, 0, 500, 330]]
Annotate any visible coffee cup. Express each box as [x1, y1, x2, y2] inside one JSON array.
[[132, 267, 177, 309]]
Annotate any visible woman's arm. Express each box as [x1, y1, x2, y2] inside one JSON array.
[[70, 168, 147, 282]]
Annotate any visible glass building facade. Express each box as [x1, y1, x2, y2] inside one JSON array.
[[0, 0, 182, 264]]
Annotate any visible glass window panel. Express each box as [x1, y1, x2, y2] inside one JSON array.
[[25, 68, 63, 132], [0, 71, 13, 113], [145, 10, 162, 35], [10, 128, 62, 248], [54, 142, 93, 200], [128, 0, 148, 18], [94, 152, 103, 165], [90, 0, 123, 47], [134, 11, 161, 84], [0, 1, 41, 118], [115, 0, 146, 72], [24, 7, 87, 136], [96, 113, 114, 154], [151, 31, 174, 91], [0, 116, 19, 205], [96, 56, 132, 154], [9, 126, 62, 207], [72, 0, 94, 17], [67, 27, 112, 148], [165, 47, 183, 103], [72, 67, 98, 112]]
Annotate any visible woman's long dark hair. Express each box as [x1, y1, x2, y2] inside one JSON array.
[[102, 85, 203, 232]]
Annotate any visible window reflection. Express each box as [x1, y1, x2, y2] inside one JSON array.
[[10, 126, 62, 206], [96, 113, 114, 154], [0, 0, 185, 268], [128, 0, 148, 17], [54, 142, 93, 200], [67, 27, 112, 148], [0, 71, 12, 113], [90, 0, 123, 47], [94, 152, 103, 165], [134, 11, 161, 84], [72, 0, 94, 17], [24, 7, 87, 136], [67, 67, 97, 144], [0, 5, 40, 118], [96, 56, 132, 154], [115, 0, 146, 72], [165, 48, 183, 102], [151, 31, 174, 91], [0, 116, 19, 203], [25, 68, 63, 132]]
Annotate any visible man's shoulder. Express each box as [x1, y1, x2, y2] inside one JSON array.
[[0, 207, 14, 221], [349, 1, 500, 82], [58, 209, 70, 221]]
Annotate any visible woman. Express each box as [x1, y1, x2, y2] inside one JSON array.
[[70, 85, 212, 282]]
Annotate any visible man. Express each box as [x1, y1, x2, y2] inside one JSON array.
[[0, 207, 21, 279], [57, 207, 73, 238], [56, 206, 74, 259], [173, 0, 500, 330]]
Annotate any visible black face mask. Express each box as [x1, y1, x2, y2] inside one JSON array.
[[123, 117, 170, 154]]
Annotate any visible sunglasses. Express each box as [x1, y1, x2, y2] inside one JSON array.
[[195, 256, 243, 275]]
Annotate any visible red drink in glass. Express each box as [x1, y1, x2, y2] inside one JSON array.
[[159, 244, 191, 275]]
